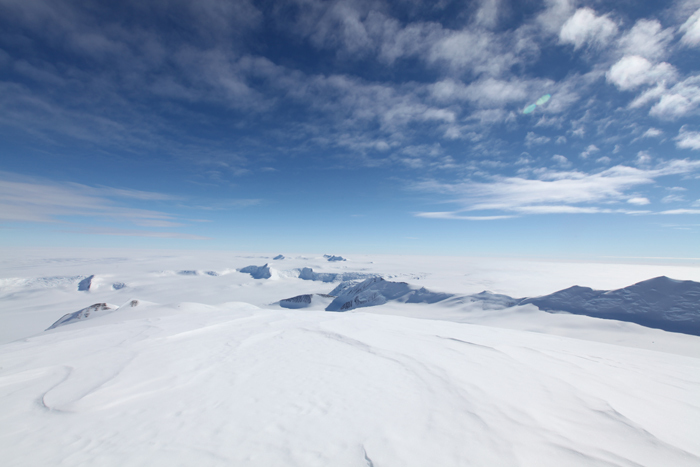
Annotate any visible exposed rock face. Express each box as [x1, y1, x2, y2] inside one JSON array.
[[47, 303, 118, 330], [78, 275, 94, 291], [324, 255, 346, 262], [273, 255, 285, 260], [279, 293, 335, 309], [239, 264, 276, 279]]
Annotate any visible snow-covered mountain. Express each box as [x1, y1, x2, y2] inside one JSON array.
[[326, 277, 453, 311], [519, 276, 700, 335]]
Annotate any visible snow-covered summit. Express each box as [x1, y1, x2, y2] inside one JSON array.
[[326, 277, 453, 312]]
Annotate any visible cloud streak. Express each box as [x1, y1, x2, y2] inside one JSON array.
[[413, 160, 700, 219]]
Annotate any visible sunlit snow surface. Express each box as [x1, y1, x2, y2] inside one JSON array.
[[1, 249, 699, 466]]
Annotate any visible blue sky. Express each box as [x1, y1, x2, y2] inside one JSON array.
[[1, 0, 700, 259]]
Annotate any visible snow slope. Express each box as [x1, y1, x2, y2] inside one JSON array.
[[1, 303, 699, 467]]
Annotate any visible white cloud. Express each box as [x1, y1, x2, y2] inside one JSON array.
[[559, 8, 618, 49], [606, 56, 676, 91], [525, 132, 551, 146], [676, 126, 700, 149], [636, 151, 652, 165], [552, 154, 570, 166], [412, 159, 700, 217], [659, 209, 700, 215], [650, 93, 694, 118], [430, 77, 540, 107], [474, 0, 503, 28], [414, 212, 514, 220], [642, 127, 663, 138], [680, 8, 700, 46], [0, 173, 190, 229], [631, 76, 700, 119], [580, 144, 599, 158], [617, 19, 673, 60], [596, 156, 611, 164], [74, 227, 210, 240], [662, 194, 686, 203], [627, 197, 650, 205]]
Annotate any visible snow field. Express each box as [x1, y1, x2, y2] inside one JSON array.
[[1, 249, 699, 466], [1, 303, 699, 466]]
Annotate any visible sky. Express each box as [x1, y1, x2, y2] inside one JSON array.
[[1, 0, 699, 259]]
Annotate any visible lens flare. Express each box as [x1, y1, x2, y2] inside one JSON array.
[[536, 94, 551, 105], [523, 104, 537, 114]]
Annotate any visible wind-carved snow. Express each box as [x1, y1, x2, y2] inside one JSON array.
[[111, 282, 127, 290], [519, 276, 700, 335], [3, 304, 698, 466], [326, 277, 453, 312]]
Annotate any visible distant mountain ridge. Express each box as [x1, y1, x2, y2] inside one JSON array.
[[48, 274, 700, 337], [519, 276, 700, 335], [314, 275, 700, 336]]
